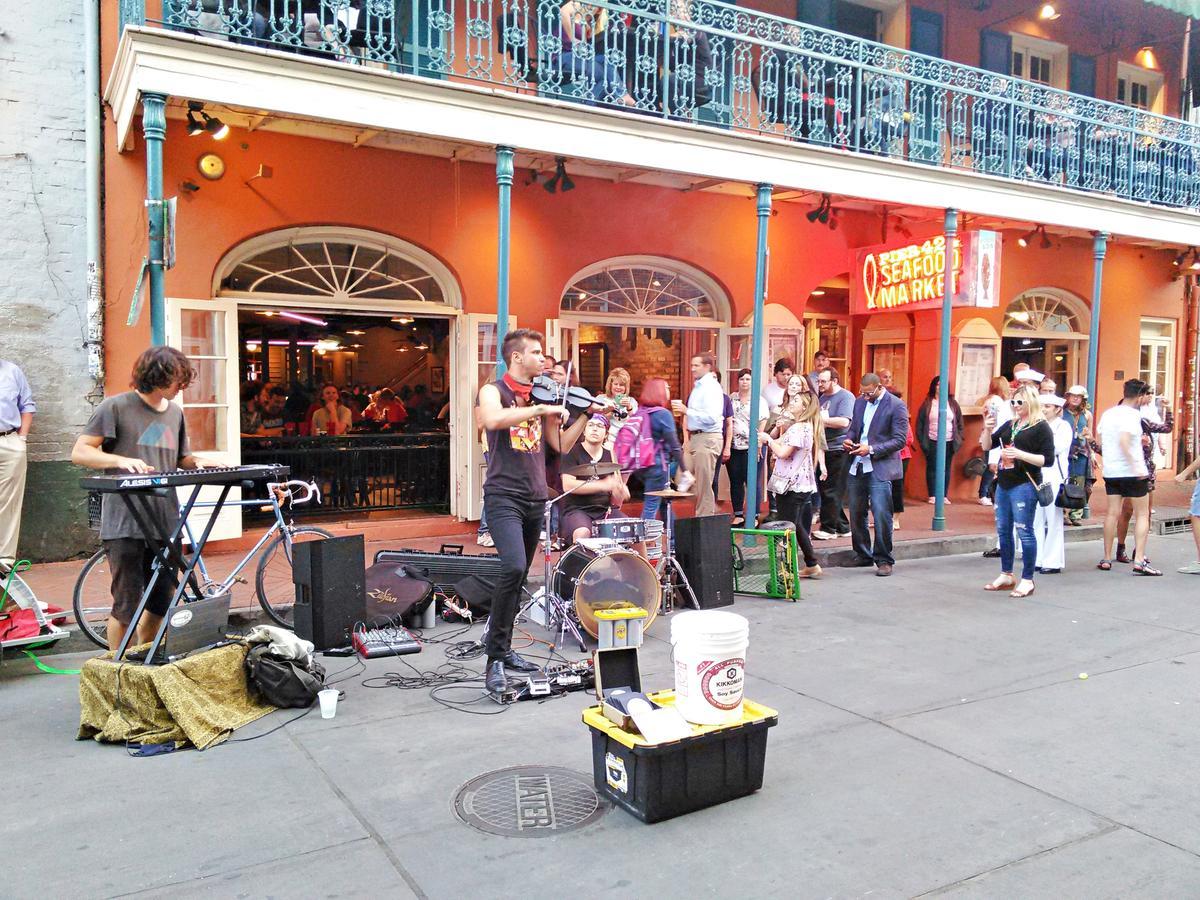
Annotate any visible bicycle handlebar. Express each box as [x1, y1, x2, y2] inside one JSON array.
[[268, 480, 321, 507]]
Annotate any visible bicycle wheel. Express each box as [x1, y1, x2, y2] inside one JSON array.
[[255, 526, 334, 628], [72, 549, 115, 648]]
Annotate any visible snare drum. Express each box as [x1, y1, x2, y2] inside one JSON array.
[[553, 540, 659, 638], [591, 516, 647, 544]]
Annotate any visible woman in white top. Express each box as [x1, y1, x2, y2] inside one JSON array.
[[596, 367, 638, 452], [978, 375, 1013, 506], [1033, 394, 1073, 573]]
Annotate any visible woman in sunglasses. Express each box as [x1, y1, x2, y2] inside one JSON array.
[[979, 383, 1056, 598]]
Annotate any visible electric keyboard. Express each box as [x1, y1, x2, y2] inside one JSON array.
[[80, 464, 289, 492]]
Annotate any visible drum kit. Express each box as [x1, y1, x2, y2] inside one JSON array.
[[528, 459, 699, 651]]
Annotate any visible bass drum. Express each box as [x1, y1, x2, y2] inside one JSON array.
[[552, 539, 660, 638]]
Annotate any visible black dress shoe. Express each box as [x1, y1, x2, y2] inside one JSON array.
[[502, 651, 541, 673], [1038, 567, 1062, 574], [982, 548, 1001, 559], [485, 660, 508, 695], [848, 557, 875, 568]]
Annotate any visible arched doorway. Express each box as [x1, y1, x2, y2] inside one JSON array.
[[172, 227, 465, 536], [1001, 288, 1090, 389], [553, 256, 731, 399]]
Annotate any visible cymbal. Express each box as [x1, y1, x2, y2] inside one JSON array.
[[565, 461, 622, 478], [644, 489, 693, 499]]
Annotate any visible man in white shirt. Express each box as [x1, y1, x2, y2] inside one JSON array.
[[761, 358, 792, 412], [1096, 379, 1156, 574], [672, 353, 724, 516], [0, 359, 35, 573]]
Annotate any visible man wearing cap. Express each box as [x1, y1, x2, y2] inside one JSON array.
[[1033, 394, 1072, 573], [1095, 379, 1157, 574], [807, 351, 832, 393], [1012, 364, 1044, 387], [0, 358, 34, 574], [1062, 385, 1095, 526], [559, 413, 628, 545]]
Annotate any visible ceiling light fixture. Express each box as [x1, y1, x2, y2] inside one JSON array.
[[811, 289, 826, 296], [186, 101, 206, 137], [277, 310, 328, 326], [1037, 3, 1060, 21], [1018, 227, 1036, 248], [204, 112, 230, 140], [543, 157, 574, 194], [1138, 45, 1158, 69]]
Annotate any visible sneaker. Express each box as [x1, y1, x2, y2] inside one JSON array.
[[812, 530, 835, 541], [893, 518, 901, 531], [476, 532, 494, 547], [1177, 561, 1200, 575], [979, 497, 993, 507], [927, 497, 935, 504]]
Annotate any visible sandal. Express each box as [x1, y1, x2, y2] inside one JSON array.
[[984, 575, 1016, 592], [731, 517, 746, 527], [1132, 559, 1162, 576], [1009, 580, 1036, 598], [1097, 559, 1112, 571]]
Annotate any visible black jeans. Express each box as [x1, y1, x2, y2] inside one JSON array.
[[818, 449, 850, 533], [776, 491, 818, 567], [482, 493, 543, 661], [921, 440, 954, 498], [728, 447, 765, 519]]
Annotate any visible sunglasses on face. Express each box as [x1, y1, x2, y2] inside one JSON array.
[[1010, 399, 1025, 408]]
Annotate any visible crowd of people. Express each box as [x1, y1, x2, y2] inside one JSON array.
[[238, 379, 448, 438]]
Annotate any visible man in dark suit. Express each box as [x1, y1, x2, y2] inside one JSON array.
[[842, 373, 909, 576]]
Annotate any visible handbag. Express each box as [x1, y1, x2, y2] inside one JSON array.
[[244, 645, 327, 709], [1024, 470, 1055, 508], [1055, 452, 1087, 510]]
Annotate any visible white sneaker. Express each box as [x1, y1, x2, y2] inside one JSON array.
[[676, 471, 696, 493], [979, 497, 993, 507], [812, 530, 835, 540], [927, 497, 935, 504], [1178, 561, 1200, 575], [477, 532, 494, 547]]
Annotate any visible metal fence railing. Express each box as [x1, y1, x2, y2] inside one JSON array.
[[132, 0, 1200, 210], [241, 432, 451, 518]]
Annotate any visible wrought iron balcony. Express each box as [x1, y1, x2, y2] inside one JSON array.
[[123, 0, 1200, 211]]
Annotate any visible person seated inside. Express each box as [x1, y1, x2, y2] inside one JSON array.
[[364, 388, 408, 428], [259, 385, 288, 436], [311, 383, 352, 435], [559, 414, 629, 546]]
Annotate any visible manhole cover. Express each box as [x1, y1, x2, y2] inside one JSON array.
[[453, 766, 609, 837]]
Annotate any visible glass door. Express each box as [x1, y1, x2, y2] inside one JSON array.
[[545, 319, 579, 379], [167, 297, 242, 541]]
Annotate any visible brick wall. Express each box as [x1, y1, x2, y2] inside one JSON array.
[[1, 6, 97, 558], [577, 324, 684, 401]]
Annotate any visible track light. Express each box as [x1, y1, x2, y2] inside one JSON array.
[[1038, 225, 1051, 249], [204, 113, 229, 140], [807, 193, 832, 224], [186, 101, 205, 137], [544, 157, 573, 194], [1018, 227, 1036, 248]]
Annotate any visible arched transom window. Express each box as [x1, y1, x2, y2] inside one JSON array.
[[561, 258, 728, 323], [1003, 289, 1088, 338], [215, 227, 460, 309]]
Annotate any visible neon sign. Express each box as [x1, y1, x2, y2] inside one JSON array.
[[852, 231, 1000, 316]]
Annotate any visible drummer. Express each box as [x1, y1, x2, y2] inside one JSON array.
[[560, 413, 630, 545]]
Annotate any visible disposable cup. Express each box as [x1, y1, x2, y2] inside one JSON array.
[[318, 688, 339, 719]]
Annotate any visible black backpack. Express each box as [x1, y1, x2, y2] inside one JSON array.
[[244, 645, 326, 709]]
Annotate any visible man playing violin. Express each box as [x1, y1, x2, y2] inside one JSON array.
[[560, 413, 629, 545], [476, 329, 598, 697]]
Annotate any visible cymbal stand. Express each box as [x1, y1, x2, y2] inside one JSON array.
[[654, 494, 699, 615], [523, 480, 589, 652]]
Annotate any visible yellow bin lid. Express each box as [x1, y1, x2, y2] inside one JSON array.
[[582, 690, 778, 749], [593, 607, 648, 621]]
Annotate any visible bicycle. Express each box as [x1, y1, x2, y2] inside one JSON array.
[[73, 479, 330, 647]]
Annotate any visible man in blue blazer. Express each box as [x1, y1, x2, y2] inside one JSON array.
[[842, 373, 909, 576]]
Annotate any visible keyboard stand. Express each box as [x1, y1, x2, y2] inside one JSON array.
[[113, 482, 235, 663]]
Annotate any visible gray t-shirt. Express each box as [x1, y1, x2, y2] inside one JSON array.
[[84, 391, 190, 540], [819, 387, 855, 445]]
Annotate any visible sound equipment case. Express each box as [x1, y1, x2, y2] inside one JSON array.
[[581, 690, 778, 824]]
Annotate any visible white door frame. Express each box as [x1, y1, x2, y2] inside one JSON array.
[[167, 296, 242, 541], [456, 313, 516, 521]]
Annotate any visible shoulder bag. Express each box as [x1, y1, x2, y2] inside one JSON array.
[[1054, 454, 1087, 510]]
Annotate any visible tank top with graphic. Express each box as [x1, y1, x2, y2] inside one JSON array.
[[484, 379, 548, 501]]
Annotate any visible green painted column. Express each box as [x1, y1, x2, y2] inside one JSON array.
[[745, 183, 772, 528], [1086, 231, 1109, 405], [932, 208, 957, 532], [142, 91, 168, 346], [495, 145, 514, 374]]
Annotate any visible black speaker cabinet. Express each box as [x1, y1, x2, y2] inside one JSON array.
[[292, 534, 366, 650], [673, 515, 735, 609]]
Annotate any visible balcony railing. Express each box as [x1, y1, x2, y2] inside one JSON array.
[[126, 0, 1200, 210]]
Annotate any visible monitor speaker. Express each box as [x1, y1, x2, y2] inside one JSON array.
[[673, 515, 735, 609], [292, 534, 366, 650]]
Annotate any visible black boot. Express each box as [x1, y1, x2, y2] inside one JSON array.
[[503, 650, 541, 673], [485, 659, 508, 695]]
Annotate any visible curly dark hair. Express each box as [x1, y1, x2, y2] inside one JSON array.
[[131, 346, 195, 394]]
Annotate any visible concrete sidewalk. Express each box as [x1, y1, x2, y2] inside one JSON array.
[[5, 529, 1200, 897]]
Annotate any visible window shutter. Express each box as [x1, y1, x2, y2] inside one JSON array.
[[795, 0, 834, 28], [910, 7, 943, 58], [1068, 53, 1096, 97], [979, 30, 1012, 75]]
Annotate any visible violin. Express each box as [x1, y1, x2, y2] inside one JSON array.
[[529, 375, 612, 414]]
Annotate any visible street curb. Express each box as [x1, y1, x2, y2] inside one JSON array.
[[818, 524, 1104, 566]]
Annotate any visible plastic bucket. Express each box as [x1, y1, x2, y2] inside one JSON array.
[[670, 610, 750, 726]]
